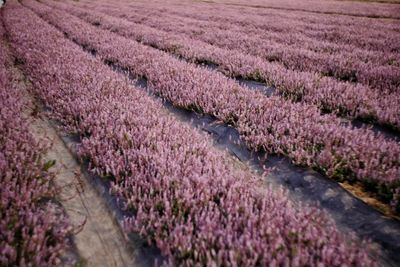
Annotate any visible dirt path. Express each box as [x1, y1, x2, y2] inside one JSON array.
[[12, 65, 135, 267]]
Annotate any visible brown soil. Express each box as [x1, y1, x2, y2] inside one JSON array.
[[339, 181, 400, 220]]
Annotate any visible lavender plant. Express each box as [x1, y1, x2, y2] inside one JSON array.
[[4, 1, 379, 265], [24, 0, 400, 210], [41, 0, 400, 130], [0, 22, 69, 266], [81, 0, 400, 92]]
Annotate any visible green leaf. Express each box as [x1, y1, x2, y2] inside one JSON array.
[[42, 159, 56, 172]]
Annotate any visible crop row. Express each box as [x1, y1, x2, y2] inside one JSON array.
[[97, 3, 399, 67], [4, 1, 378, 266], [214, 0, 400, 19], [78, 0, 400, 92], [83, 0, 400, 79], [24, 0, 400, 210], [0, 21, 68, 266], [86, 0, 400, 53], [42, 0, 400, 131]]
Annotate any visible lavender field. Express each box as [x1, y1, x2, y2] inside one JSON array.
[[1, 0, 399, 266]]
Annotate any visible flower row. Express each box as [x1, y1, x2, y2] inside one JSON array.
[[24, 0, 400, 209], [0, 21, 68, 266], [91, 0, 400, 68], [4, 1, 377, 265], [87, 0, 400, 53], [40, 0, 400, 130], [83, 0, 400, 92], [220, 0, 400, 19]]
